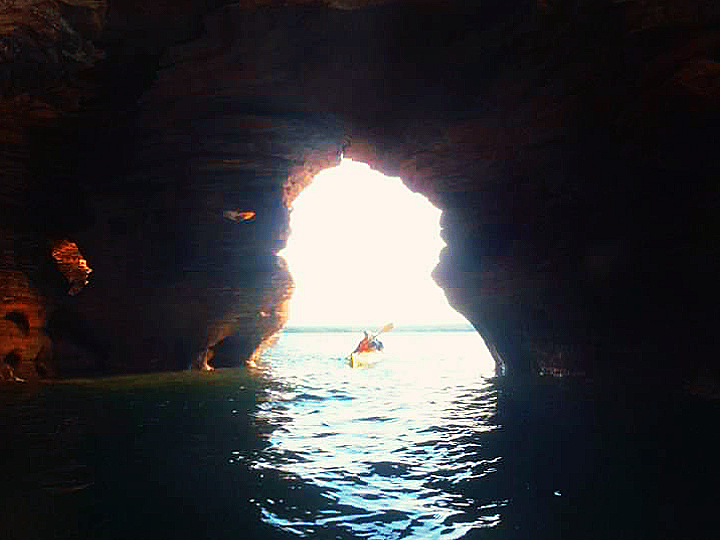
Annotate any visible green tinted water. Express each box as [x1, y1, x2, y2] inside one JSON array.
[[1, 331, 718, 540]]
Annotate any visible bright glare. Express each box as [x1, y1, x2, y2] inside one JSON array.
[[279, 159, 472, 328]]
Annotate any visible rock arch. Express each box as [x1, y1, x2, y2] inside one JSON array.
[[0, 0, 717, 384]]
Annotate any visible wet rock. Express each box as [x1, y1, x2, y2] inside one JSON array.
[[0, 271, 52, 380]]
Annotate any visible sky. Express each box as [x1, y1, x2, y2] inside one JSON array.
[[279, 159, 472, 329]]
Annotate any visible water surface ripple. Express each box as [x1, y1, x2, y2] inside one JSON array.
[[3, 332, 720, 539], [250, 330, 503, 539]]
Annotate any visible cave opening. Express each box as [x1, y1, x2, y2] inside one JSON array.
[[255, 160, 498, 536], [276, 158, 494, 372]]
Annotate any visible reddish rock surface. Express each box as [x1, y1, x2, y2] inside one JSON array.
[[51, 240, 92, 295], [0, 0, 718, 382]]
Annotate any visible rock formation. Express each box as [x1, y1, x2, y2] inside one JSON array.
[[0, 0, 718, 383]]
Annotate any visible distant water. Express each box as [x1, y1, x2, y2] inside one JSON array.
[[1, 329, 719, 540]]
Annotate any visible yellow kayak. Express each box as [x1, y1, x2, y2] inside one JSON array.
[[348, 350, 383, 368]]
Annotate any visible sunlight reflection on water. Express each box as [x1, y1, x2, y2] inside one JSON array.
[[252, 330, 503, 539]]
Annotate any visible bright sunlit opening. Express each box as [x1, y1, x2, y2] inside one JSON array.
[[279, 159, 473, 329]]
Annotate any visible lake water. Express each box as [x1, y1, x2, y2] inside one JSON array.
[[1, 329, 718, 539]]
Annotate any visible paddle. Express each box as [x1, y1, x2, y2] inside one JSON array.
[[374, 322, 394, 337]]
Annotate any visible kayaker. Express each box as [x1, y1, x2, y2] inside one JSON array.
[[354, 331, 383, 354], [354, 331, 372, 353], [349, 324, 392, 367]]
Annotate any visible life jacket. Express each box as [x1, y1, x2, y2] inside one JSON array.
[[355, 335, 383, 353]]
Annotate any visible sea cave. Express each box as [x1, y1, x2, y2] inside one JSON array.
[[1, 0, 719, 538]]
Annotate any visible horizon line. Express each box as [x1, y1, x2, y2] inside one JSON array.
[[282, 323, 476, 332]]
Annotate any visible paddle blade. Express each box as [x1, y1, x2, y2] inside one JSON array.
[[377, 323, 394, 335]]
